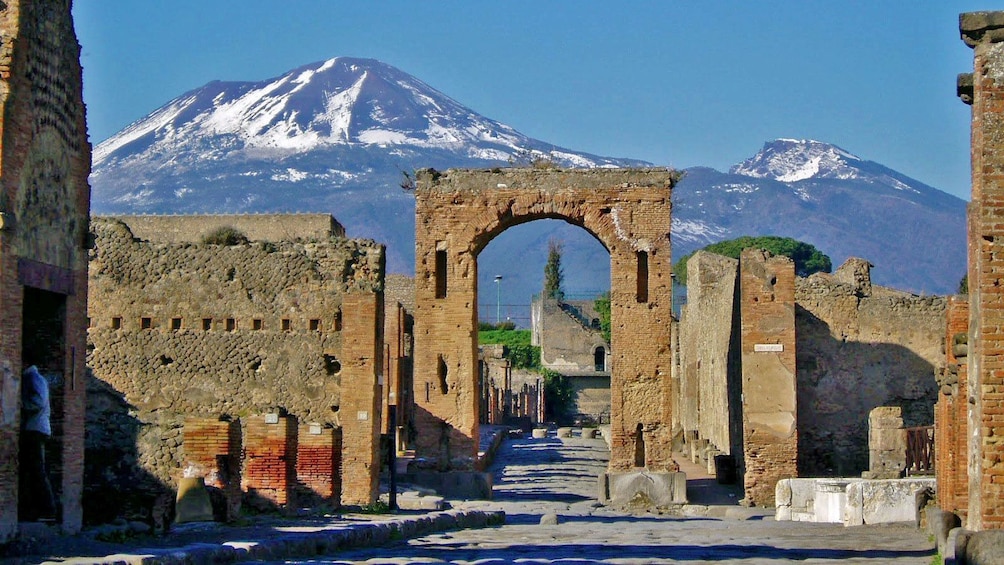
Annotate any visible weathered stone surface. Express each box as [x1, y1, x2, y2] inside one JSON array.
[[774, 478, 818, 522], [866, 406, 907, 478], [600, 470, 687, 508], [926, 506, 962, 557], [962, 530, 1004, 565], [844, 478, 937, 526]]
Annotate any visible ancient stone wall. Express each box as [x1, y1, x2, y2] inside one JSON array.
[[795, 260, 944, 476], [86, 216, 385, 518], [536, 298, 609, 376], [678, 251, 739, 455], [960, 10, 1004, 530], [739, 249, 798, 506], [0, 0, 91, 539], [99, 213, 343, 244], [414, 167, 677, 473], [936, 296, 969, 518]]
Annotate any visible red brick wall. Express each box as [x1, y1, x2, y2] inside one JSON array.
[[0, 0, 91, 539], [295, 424, 341, 506], [937, 297, 969, 517], [242, 415, 296, 508], [962, 12, 1004, 530], [339, 291, 383, 506], [739, 249, 798, 506], [182, 418, 241, 519]]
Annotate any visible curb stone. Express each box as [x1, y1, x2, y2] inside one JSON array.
[[44, 510, 505, 565]]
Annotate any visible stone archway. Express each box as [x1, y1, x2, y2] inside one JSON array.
[[413, 168, 679, 481]]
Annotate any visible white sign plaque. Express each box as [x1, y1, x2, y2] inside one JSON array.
[[754, 343, 784, 353], [357, 410, 369, 421]]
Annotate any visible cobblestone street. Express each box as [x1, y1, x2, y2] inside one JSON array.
[[282, 433, 936, 564]]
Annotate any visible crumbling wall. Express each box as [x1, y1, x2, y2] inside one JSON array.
[[86, 216, 384, 519], [100, 213, 343, 243], [795, 259, 943, 476], [537, 298, 609, 375], [936, 296, 969, 518], [678, 251, 739, 455]]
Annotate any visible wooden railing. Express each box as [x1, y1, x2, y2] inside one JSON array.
[[905, 426, 935, 475]]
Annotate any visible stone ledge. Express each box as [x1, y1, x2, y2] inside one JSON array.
[[51, 510, 505, 565]]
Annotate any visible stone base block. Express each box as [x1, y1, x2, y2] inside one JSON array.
[[381, 491, 446, 511], [402, 471, 493, 500], [599, 470, 687, 508], [844, 478, 936, 526], [775, 478, 819, 522]]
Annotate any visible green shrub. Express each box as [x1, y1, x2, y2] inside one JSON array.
[[201, 226, 249, 246]]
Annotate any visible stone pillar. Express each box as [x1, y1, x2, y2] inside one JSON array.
[[739, 249, 797, 506], [961, 10, 1004, 530], [340, 291, 384, 505], [864, 407, 906, 479]]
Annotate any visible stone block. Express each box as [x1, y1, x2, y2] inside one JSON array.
[[814, 479, 853, 523], [532, 428, 548, 439], [403, 471, 493, 500], [556, 427, 572, 438], [844, 478, 936, 526], [926, 506, 961, 558], [774, 478, 817, 522], [176, 477, 214, 523], [599, 470, 687, 508], [961, 530, 1004, 565]]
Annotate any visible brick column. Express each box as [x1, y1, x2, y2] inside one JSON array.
[[340, 291, 383, 506], [739, 249, 797, 506], [295, 424, 341, 506], [182, 417, 241, 519], [961, 10, 1004, 530], [936, 297, 969, 517], [243, 414, 296, 508]]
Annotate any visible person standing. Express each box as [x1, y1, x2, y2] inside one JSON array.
[[20, 364, 56, 521]]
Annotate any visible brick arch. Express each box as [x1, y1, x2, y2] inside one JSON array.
[[413, 168, 678, 474]]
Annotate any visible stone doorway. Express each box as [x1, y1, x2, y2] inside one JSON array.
[[412, 168, 679, 486]]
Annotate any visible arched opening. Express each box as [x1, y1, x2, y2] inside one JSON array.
[[476, 218, 612, 429], [594, 347, 606, 372]]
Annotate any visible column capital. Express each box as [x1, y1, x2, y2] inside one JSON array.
[[961, 11, 1004, 48]]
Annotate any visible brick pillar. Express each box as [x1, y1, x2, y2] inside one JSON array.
[[340, 291, 383, 506], [182, 417, 241, 519], [381, 303, 405, 435], [739, 249, 797, 506], [937, 296, 969, 517], [961, 11, 1004, 530], [243, 414, 297, 508], [295, 424, 341, 507]]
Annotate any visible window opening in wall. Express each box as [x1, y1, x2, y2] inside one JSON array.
[[225, 318, 236, 332], [334, 310, 342, 332], [111, 317, 121, 330], [323, 354, 341, 375], [281, 319, 291, 332], [634, 423, 646, 467], [309, 319, 321, 332], [435, 249, 448, 299], [202, 318, 212, 331], [594, 347, 606, 372], [86, 317, 91, 328], [636, 251, 649, 303], [437, 355, 449, 394], [252, 319, 263, 331], [171, 318, 182, 331], [141, 317, 152, 330], [425, 382, 431, 403]]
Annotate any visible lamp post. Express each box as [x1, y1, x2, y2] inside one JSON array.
[[494, 275, 503, 324]]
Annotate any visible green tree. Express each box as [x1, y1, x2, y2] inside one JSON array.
[[594, 292, 611, 343], [543, 239, 564, 300], [958, 274, 969, 295], [673, 236, 832, 285]]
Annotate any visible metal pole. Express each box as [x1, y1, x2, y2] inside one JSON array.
[[494, 275, 502, 324]]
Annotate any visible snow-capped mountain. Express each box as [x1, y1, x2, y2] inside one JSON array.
[[91, 57, 647, 275], [90, 58, 967, 304], [671, 140, 966, 294]]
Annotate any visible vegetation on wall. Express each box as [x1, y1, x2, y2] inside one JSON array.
[[594, 292, 611, 343], [478, 327, 574, 421], [201, 226, 249, 246], [673, 235, 832, 285]]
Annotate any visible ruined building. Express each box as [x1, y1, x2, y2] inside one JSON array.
[[85, 215, 405, 524], [0, 0, 91, 540], [676, 252, 944, 505]]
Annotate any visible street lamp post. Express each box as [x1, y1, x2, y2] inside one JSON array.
[[494, 275, 503, 324]]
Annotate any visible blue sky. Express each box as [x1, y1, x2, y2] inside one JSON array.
[[74, 2, 987, 200]]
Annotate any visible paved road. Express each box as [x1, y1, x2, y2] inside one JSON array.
[[278, 433, 936, 564]]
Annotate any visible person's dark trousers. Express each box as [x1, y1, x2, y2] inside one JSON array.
[[19, 430, 56, 521]]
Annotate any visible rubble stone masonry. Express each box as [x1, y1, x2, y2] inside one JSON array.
[[0, 0, 91, 539], [86, 215, 385, 517], [414, 168, 678, 472]]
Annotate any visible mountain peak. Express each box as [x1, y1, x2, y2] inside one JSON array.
[[730, 139, 862, 183]]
